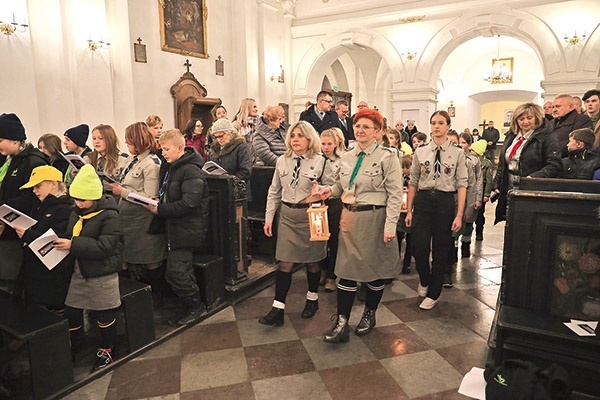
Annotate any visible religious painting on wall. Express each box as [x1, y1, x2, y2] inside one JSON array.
[[159, 0, 208, 59]]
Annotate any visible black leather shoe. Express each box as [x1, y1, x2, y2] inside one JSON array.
[[258, 307, 284, 326], [355, 308, 376, 336], [301, 299, 319, 319], [401, 264, 411, 274], [323, 314, 349, 343]]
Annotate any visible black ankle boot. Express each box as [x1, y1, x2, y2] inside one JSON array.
[[401, 263, 411, 274], [355, 308, 376, 336], [301, 299, 319, 319], [324, 314, 349, 343], [258, 307, 284, 326], [176, 294, 207, 326], [461, 242, 471, 258], [92, 346, 116, 372]]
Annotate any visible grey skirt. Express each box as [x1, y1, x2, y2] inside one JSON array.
[[65, 264, 121, 311], [120, 201, 167, 264], [335, 207, 399, 282], [275, 204, 327, 263]]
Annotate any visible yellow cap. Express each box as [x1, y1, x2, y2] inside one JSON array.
[[20, 165, 63, 189]]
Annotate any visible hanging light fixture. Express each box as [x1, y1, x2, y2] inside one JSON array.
[[484, 35, 513, 84]]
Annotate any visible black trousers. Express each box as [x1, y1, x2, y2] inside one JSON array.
[[475, 201, 486, 235], [411, 190, 455, 300], [322, 198, 342, 279]]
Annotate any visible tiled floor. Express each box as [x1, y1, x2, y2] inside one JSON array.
[[64, 205, 504, 400]]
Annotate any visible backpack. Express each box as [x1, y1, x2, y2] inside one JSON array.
[[484, 359, 571, 400]]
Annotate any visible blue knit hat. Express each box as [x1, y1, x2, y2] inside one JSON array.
[[64, 124, 89, 147], [0, 113, 26, 141]]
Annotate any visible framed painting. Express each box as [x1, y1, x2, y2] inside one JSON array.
[[159, 0, 208, 59]]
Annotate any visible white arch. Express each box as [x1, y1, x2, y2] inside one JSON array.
[[293, 30, 404, 99]]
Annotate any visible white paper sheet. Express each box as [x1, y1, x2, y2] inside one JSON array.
[[458, 366, 487, 399], [28, 229, 70, 270], [202, 161, 227, 175], [564, 319, 597, 336], [126, 192, 159, 207], [0, 204, 37, 230]]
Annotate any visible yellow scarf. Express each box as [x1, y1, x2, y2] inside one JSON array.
[[71, 210, 104, 237]]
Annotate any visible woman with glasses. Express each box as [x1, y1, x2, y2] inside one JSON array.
[[183, 118, 208, 161], [317, 108, 403, 343], [258, 121, 332, 327], [207, 119, 252, 184]]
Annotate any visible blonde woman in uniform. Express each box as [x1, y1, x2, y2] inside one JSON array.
[[259, 121, 332, 326], [318, 108, 403, 343]]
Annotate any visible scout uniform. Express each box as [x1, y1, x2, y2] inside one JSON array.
[[409, 140, 468, 302], [265, 152, 332, 263], [330, 141, 403, 282]]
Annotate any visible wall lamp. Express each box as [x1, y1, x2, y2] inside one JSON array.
[[88, 35, 111, 51], [0, 13, 29, 36], [270, 65, 285, 83], [564, 31, 586, 46]]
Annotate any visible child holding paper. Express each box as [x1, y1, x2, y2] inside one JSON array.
[[53, 164, 124, 371], [14, 166, 74, 313]]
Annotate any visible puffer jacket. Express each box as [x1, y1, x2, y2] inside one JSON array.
[[158, 147, 209, 251], [252, 117, 286, 166], [0, 143, 48, 240], [561, 148, 600, 180], [493, 120, 562, 223], [66, 195, 124, 279], [20, 194, 74, 309]]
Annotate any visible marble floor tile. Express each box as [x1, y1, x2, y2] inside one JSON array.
[[380, 350, 463, 399], [319, 360, 408, 400], [476, 267, 503, 284], [384, 297, 450, 323], [435, 288, 490, 313], [288, 305, 339, 339], [348, 303, 403, 327], [413, 389, 470, 399], [436, 340, 490, 376], [302, 335, 377, 370], [180, 382, 255, 400], [244, 340, 316, 380], [137, 336, 182, 361], [62, 372, 113, 400], [465, 284, 501, 309], [180, 321, 242, 354], [361, 323, 431, 359], [234, 297, 276, 321], [252, 371, 332, 400], [452, 306, 496, 340], [200, 305, 237, 324], [237, 316, 300, 347], [405, 317, 485, 349], [106, 356, 181, 400], [180, 348, 249, 392], [146, 395, 181, 400], [381, 280, 419, 302]]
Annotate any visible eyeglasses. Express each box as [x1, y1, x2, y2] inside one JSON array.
[[320, 99, 333, 104], [354, 124, 375, 130]]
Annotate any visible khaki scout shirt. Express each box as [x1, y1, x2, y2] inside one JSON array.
[[265, 152, 332, 223], [330, 141, 403, 233], [409, 140, 468, 191], [118, 150, 161, 200]]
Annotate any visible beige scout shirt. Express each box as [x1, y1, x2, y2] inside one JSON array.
[[330, 141, 403, 234], [265, 153, 333, 223], [409, 140, 468, 192], [118, 150, 161, 200]]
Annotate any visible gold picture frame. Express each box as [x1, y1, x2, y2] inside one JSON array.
[[491, 57, 513, 84], [159, 0, 208, 59]]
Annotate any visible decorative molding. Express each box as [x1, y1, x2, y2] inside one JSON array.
[[399, 15, 425, 24]]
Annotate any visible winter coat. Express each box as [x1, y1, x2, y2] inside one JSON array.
[[185, 133, 208, 161], [157, 148, 209, 251], [0, 144, 48, 240], [208, 136, 252, 182], [561, 148, 600, 180], [20, 194, 74, 309], [252, 117, 286, 166], [65, 195, 124, 279], [493, 120, 562, 223], [551, 109, 592, 157], [299, 104, 339, 134]]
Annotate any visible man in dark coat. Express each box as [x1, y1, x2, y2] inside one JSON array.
[[481, 120, 500, 161], [551, 94, 593, 157], [150, 129, 209, 326], [335, 99, 354, 146], [299, 90, 339, 134]]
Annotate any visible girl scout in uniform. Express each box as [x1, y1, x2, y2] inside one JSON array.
[[319, 108, 403, 343], [259, 121, 332, 326], [405, 111, 468, 310]]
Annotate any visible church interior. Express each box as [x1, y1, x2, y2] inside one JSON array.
[[1, 0, 599, 399]]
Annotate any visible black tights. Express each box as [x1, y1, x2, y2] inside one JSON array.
[[66, 306, 117, 349], [274, 262, 321, 306]]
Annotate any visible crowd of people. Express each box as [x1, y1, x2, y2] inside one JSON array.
[[0, 90, 599, 381]]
